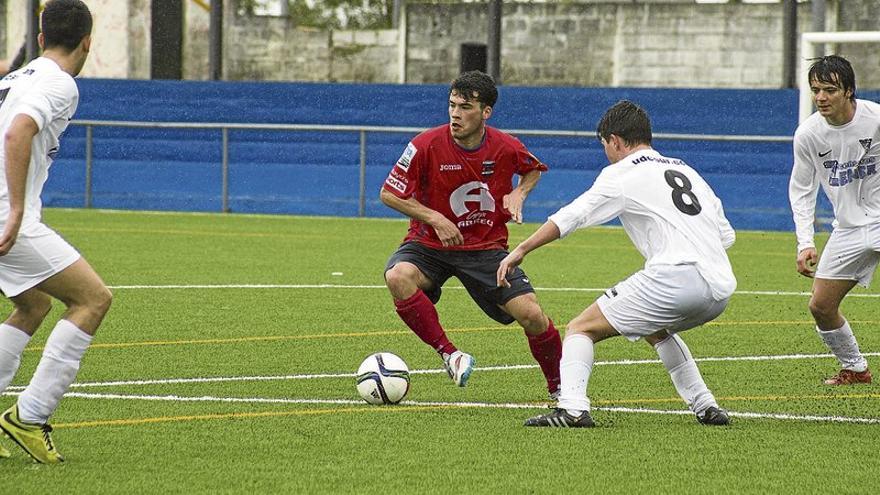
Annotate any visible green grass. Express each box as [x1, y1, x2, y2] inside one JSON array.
[[0, 208, 878, 493]]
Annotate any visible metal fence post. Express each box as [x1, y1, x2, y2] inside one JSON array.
[[222, 127, 229, 213], [359, 130, 367, 217], [85, 125, 93, 208]]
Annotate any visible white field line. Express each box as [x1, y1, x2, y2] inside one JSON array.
[[5, 391, 876, 425], [4, 352, 878, 391], [104, 283, 880, 298]]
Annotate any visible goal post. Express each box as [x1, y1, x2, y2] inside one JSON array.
[[799, 31, 880, 123]]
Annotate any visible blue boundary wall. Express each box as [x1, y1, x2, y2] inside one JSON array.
[[48, 79, 878, 231]]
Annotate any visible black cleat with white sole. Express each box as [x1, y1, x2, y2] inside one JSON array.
[[697, 406, 730, 426], [524, 408, 595, 428]]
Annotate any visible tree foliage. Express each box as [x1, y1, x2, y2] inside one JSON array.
[[236, 0, 393, 30]]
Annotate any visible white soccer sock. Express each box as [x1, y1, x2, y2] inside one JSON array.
[[655, 334, 717, 415], [17, 320, 93, 424], [0, 323, 32, 394], [817, 321, 868, 372], [557, 334, 594, 413]]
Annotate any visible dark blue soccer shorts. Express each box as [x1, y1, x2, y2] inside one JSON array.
[[385, 241, 536, 325]]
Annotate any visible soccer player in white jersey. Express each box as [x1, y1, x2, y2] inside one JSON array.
[[0, 0, 111, 464], [497, 100, 736, 427], [789, 55, 878, 386]]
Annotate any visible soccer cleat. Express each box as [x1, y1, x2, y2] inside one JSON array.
[[823, 369, 872, 385], [0, 404, 64, 464], [696, 406, 730, 426], [524, 408, 595, 428], [443, 350, 475, 387]]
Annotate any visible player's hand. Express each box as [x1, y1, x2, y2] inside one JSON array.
[[497, 248, 525, 287], [796, 247, 818, 278], [430, 214, 464, 247], [503, 188, 526, 224], [0, 218, 21, 256]]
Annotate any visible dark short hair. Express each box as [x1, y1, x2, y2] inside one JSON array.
[[596, 100, 652, 147], [449, 71, 498, 108], [41, 0, 93, 52], [808, 55, 856, 100]]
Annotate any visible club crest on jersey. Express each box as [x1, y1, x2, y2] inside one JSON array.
[[859, 138, 873, 152], [481, 160, 495, 176], [396, 142, 417, 172]]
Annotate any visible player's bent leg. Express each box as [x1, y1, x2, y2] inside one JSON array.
[[809, 278, 870, 383], [36, 258, 112, 335], [648, 331, 728, 426], [502, 294, 562, 397], [386, 263, 466, 383], [808, 278, 856, 330], [4, 260, 109, 460], [525, 303, 618, 426]]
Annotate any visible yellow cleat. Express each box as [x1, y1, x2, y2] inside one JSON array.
[[0, 404, 64, 464]]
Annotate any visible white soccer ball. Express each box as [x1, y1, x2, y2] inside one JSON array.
[[356, 352, 410, 405]]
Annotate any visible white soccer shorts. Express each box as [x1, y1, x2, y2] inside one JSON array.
[[597, 263, 729, 341], [815, 223, 880, 288], [0, 223, 81, 297]]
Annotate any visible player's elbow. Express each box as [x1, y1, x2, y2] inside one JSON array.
[[722, 229, 735, 249], [379, 188, 393, 206]]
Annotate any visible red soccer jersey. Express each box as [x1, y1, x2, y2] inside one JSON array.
[[383, 124, 548, 250]]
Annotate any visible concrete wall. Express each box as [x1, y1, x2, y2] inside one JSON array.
[[2, 0, 140, 78], [836, 0, 880, 89], [183, 0, 210, 80], [3, 0, 877, 89], [405, 1, 812, 88]]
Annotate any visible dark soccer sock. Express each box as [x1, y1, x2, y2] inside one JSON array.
[[527, 319, 562, 393], [394, 290, 456, 356]]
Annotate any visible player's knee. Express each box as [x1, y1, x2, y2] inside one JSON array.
[[384, 265, 418, 295], [564, 320, 590, 337], [808, 297, 837, 320], [517, 307, 547, 335], [88, 286, 113, 318]]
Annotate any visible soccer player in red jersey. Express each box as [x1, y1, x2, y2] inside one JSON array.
[[380, 71, 562, 396]]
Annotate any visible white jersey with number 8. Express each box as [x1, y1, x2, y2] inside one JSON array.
[[549, 148, 736, 300]]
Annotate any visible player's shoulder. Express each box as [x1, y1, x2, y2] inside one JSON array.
[[29, 58, 77, 95], [485, 125, 523, 147], [856, 99, 880, 120], [793, 112, 825, 141], [411, 124, 449, 146]]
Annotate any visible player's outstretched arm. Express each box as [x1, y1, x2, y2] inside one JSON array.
[[497, 220, 561, 287], [379, 189, 463, 247], [796, 247, 818, 278], [504, 170, 542, 224], [0, 114, 38, 256]]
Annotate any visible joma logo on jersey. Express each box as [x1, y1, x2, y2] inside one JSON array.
[[440, 163, 462, 171], [449, 181, 495, 217]]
